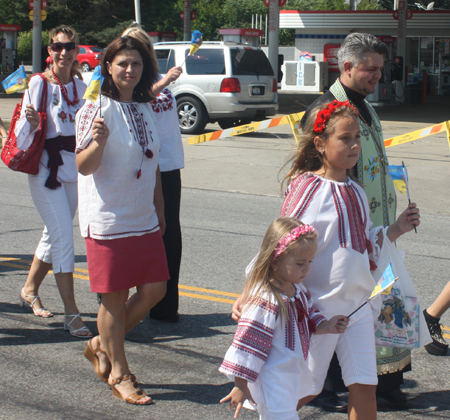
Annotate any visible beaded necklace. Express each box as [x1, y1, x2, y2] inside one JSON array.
[[51, 67, 78, 106]]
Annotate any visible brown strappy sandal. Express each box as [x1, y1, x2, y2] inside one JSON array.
[[83, 338, 111, 383], [108, 374, 154, 405]]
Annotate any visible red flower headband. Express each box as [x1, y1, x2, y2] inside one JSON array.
[[313, 100, 357, 133]]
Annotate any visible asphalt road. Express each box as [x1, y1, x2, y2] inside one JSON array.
[[1, 95, 450, 419]]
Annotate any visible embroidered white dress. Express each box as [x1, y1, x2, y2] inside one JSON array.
[[281, 173, 382, 319], [220, 283, 325, 420], [15, 75, 86, 183], [75, 96, 160, 239]]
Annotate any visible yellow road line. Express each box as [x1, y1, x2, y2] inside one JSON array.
[[0, 257, 238, 304]]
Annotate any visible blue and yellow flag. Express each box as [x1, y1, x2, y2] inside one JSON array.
[[189, 30, 203, 55], [388, 165, 407, 195], [2, 65, 28, 94], [83, 66, 104, 103], [369, 263, 397, 300]]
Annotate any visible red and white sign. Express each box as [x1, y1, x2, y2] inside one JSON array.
[[324, 44, 340, 73], [29, 0, 47, 9], [264, 0, 286, 7], [180, 11, 196, 21], [393, 9, 412, 20], [0, 24, 21, 32]]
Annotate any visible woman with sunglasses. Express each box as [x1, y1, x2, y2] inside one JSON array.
[[76, 36, 168, 405], [16, 25, 92, 338]]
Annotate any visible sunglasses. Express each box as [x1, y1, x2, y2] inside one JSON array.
[[51, 42, 77, 52]]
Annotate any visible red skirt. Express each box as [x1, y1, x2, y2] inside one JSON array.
[[85, 231, 169, 293]]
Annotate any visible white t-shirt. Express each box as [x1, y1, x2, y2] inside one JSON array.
[[76, 96, 160, 239], [15, 74, 86, 183], [150, 77, 184, 172]]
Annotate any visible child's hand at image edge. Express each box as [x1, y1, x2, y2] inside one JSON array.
[[220, 377, 256, 419]]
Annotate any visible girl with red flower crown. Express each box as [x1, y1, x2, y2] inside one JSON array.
[[232, 101, 420, 420], [277, 101, 420, 420]]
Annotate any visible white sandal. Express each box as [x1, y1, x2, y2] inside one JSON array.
[[19, 288, 53, 318], [64, 313, 93, 339]]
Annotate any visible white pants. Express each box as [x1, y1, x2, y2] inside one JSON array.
[[28, 173, 77, 273], [308, 304, 378, 395]]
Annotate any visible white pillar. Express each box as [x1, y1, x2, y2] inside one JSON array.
[[32, 0, 42, 74], [268, 0, 279, 81], [134, 0, 141, 25], [396, 0, 407, 103]]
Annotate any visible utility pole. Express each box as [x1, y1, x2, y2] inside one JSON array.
[[268, 0, 279, 82], [134, 0, 141, 25], [184, 0, 192, 41], [32, 0, 42, 74]]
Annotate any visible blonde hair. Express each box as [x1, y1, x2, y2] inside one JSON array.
[[282, 103, 359, 188], [121, 27, 158, 75], [49, 25, 81, 79], [241, 217, 318, 321]]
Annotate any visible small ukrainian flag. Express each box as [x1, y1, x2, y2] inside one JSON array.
[[189, 30, 203, 55], [83, 66, 104, 103], [2, 65, 28, 94], [369, 263, 397, 300], [388, 165, 407, 195]]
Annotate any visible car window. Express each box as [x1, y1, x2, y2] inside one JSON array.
[[186, 49, 225, 75], [79, 47, 86, 54], [90, 47, 103, 53], [156, 49, 175, 74], [230, 48, 274, 76]]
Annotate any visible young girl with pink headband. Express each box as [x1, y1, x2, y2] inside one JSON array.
[[220, 217, 349, 420], [280, 100, 420, 419]]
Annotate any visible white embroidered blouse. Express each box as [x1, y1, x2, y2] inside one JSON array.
[[15, 75, 86, 183], [151, 76, 184, 172], [75, 96, 161, 240], [280, 173, 383, 319], [220, 283, 325, 413]]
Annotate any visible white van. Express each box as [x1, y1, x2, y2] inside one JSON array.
[[154, 41, 279, 134]]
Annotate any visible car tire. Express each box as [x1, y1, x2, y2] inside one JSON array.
[[218, 119, 252, 130], [81, 62, 90, 72], [177, 96, 208, 134]]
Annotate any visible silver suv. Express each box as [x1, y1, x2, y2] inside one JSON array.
[[154, 41, 279, 134]]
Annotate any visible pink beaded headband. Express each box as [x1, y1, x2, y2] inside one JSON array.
[[273, 224, 316, 260]]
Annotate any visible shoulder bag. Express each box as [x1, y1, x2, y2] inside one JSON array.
[[1, 73, 48, 175]]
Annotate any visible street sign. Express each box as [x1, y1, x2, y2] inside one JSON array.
[[28, 9, 47, 21], [29, 0, 47, 9], [180, 11, 196, 21], [264, 0, 286, 6], [393, 9, 412, 20]]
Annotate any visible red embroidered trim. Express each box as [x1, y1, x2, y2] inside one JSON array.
[[313, 100, 356, 133]]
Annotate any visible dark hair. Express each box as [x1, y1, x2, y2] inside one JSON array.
[[101, 36, 158, 102]]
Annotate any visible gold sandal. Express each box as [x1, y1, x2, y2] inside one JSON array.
[[84, 338, 111, 383], [108, 374, 154, 405]]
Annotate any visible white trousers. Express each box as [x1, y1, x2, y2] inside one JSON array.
[[28, 173, 77, 273]]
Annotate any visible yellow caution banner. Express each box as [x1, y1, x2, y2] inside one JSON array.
[[188, 112, 305, 145], [384, 122, 448, 148]]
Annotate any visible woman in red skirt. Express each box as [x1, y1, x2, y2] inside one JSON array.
[[75, 36, 168, 405]]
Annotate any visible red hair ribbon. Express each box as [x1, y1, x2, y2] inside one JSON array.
[[313, 100, 357, 133]]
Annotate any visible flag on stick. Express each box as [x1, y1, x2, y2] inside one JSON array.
[[190, 30, 203, 55], [348, 263, 398, 318], [2, 65, 28, 94], [388, 165, 407, 195], [83, 66, 104, 103]]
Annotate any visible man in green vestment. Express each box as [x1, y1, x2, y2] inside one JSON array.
[[302, 32, 418, 411]]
